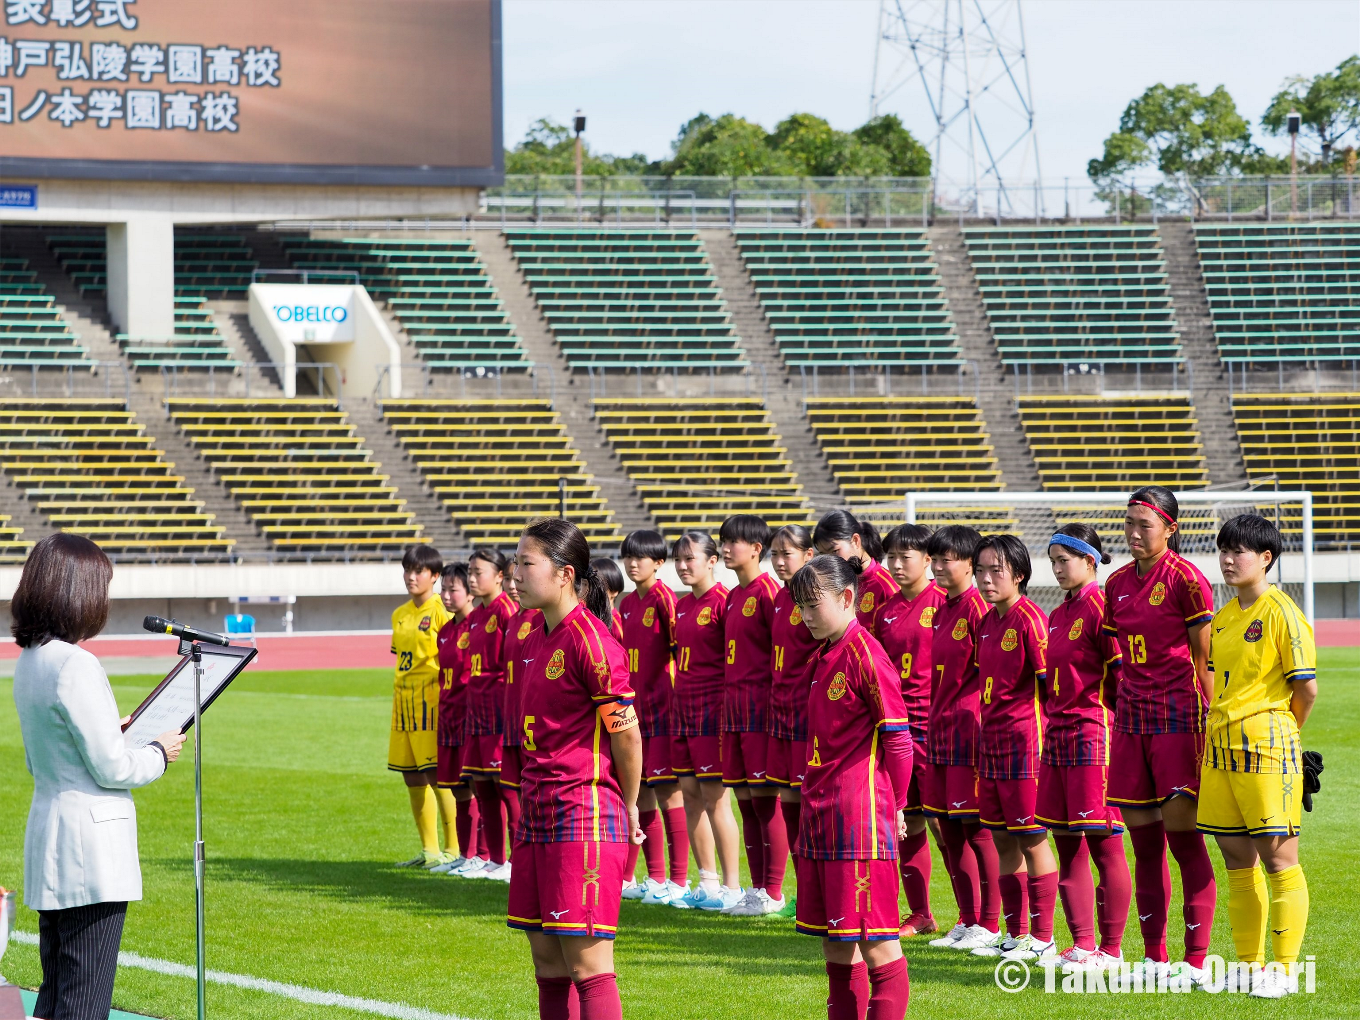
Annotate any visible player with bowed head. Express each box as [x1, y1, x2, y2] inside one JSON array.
[[508, 519, 643, 1020]]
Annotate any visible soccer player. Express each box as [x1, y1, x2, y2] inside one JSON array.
[[1199, 514, 1317, 998], [791, 554, 913, 1020], [500, 570, 541, 879], [618, 530, 690, 906], [766, 524, 818, 917], [876, 523, 947, 937], [1104, 486, 1216, 980], [921, 525, 1001, 951], [1037, 524, 1130, 968], [433, 562, 483, 875], [668, 531, 743, 911], [969, 534, 1057, 962], [457, 548, 518, 881], [390, 544, 454, 867], [592, 557, 627, 643], [508, 519, 642, 1020], [718, 514, 786, 916], [814, 510, 898, 636]]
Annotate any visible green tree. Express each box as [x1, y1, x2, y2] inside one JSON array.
[[504, 118, 648, 176], [852, 114, 933, 177], [1262, 56, 1360, 166], [663, 114, 795, 176]]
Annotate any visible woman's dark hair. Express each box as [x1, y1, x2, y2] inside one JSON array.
[[591, 557, 625, 597], [1128, 485, 1181, 554], [814, 509, 883, 562], [883, 523, 933, 555], [1217, 514, 1282, 567], [671, 530, 719, 561], [469, 547, 509, 577], [521, 519, 613, 624], [770, 524, 814, 552], [788, 554, 864, 607], [441, 561, 469, 589], [974, 534, 1033, 595], [1053, 522, 1112, 566], [926, 524, 983, 564], [620, 529, 668, 561], [12, 533, 113, 648], [402, 543, 443, 575], [719, 514, 773, 555]]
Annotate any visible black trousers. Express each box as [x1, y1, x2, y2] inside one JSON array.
[[33, 901, 127, 1020]]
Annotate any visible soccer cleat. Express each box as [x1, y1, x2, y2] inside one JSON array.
[[899, 915, 938, 938], [1000, 935, 1057, 961], [450, 855, 489, 877], [639, 878, 672, 905], [722, 889, 766, 916], [1172, 962, 1207, 990], [776, 895, 797, 918], [1086, 948, 1123, 971], [701, 886, 746, 911], [425, 851, 459, 871], [928, 922, 969, 947], [431, 855, 467, 874], [620, 879, 645, 900], [1250, 968, 1297, 999], [671, 884, 710, 910], [481, 861, 512, 883], [466, 860, 507, 880], [760, 890, 787, 915], [1140, 958, 1172, 982], [395, 853, 429, 868], [1056, 946, 1093, 968], [968, 931, 1020, 957]]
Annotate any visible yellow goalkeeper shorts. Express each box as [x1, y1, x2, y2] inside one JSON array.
[[1196, 766, 1302, 838], [388, 729, 439, 773]]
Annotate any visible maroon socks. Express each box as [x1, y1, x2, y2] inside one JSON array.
[[535, 976, 579, 1020], [1027, 870, 1059, 942], [474, 781, 506, 865], [780, 798, 801, 857], [455, 795, 478, 860], [866, 957, 909, 1020], [1128, 821, 1171, 962], [736, 797, 765, 890], [898, 829, 933, 926], [825, 961, 869, 1020], [574, 973, 622, 1020], [502, 787, 521, 860], [1088, 831, 1131, 954], [1165, 829, 1216, 968], [965, 824, 1001, 931], [663, 806, 690, 884], [638, 808, 667, 881], [998, 871, 1030, 937], [940, 820, 980, 927], [1055, 834, 1096, 950], [752, 795, 789, 899]]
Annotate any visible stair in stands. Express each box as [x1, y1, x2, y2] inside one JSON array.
[[699, 230, 842, 510], [1, 227, 120, 364], [928, 226, 1043, 492], [469, 231, 657, 537], [1157, 222, 1248, 486]]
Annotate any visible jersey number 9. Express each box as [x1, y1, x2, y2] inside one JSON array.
[[899, 652, 912, 680]]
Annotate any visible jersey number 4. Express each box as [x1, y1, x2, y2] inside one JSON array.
[[398, 651, 413, 671]]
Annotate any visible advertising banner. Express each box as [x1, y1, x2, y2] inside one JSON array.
[[253, 284, 356, 343]]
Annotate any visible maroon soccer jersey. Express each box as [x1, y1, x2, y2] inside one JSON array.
[[1043, 583, 1122, 767], [800, 619, 912, 861], [672, 583, 728, 736], [723, 572, 780, 733], [611, 608, 625, 644], [769, 586, 822, 741], [516, 602, 636, 843], [619, 581, 677, 740], [1102, 550, 1214, 734], [875, 583, 948, 742], [437, 616, 472, 747], [855, 560, 900, 636], [503, 606, 543, 749], [464, 591, 517, 737], [926, 587, 989, 766], [975, 597, 1049, 780]]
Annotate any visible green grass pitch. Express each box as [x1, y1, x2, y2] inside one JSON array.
[[2, 649, 1357, 1019]]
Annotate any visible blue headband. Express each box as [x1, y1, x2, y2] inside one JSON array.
[[1049, 533, 1100, 560]]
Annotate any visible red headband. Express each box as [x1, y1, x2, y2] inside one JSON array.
[[1128, 499, 1176, 525]]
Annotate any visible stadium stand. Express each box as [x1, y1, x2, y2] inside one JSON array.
[[505, 230, 747, 370], [379, 398, 621, 546], [592, 399, 805, 535], [1194, 223, 1360, 366], [165, 398, 421, 556], [46, 233, 107, 296], [0, 258, 89, 367], [48, 231, 260, 300], [1232, 393, 1359, 548], [0, 514, 27, 563], [964, 226, 1183, 365], [0, 400, 232, 558], [280, 237, 529, 370], [733, 229, 962, 367]]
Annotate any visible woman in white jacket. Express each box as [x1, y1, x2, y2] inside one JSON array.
[[11, 534, 185, 1020]]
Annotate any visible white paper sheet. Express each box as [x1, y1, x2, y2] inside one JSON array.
[[122, 647, 253, 749]]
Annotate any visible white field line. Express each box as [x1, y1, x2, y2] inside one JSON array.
[[9, 931, 477, 1020]]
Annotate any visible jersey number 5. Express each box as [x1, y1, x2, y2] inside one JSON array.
[[1126, 634, 1148, 664], [399, 651, 413, 671], [522, 715, 537, 751]]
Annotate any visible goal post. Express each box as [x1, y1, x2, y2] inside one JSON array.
[[900, 489, 1315, 622]]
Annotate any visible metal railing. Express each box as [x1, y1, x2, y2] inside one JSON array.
[[799, 360, 979, 412], [1226, 360, 1360, 395], [250, 268, 361, 285], [371, 361, 548, 404], [1009, 359, 1193, 399], [584, 363, 769, 404], [0, 360, 131, 403], [159, 360, 342, 407]]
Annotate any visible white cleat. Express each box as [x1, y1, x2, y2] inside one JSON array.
[[481, 861, 512, 883], [451, 855, 489, 877], [431, 855, 467, 874], [1140, 958, 1172, 982], [1001, 935, 1057, 961], [1172, 962, 1208, 990], [1086, 948, 1123, 971], [950, 925, 1003, 952], [928, 922, 968, 948], [969, 931, 1019, 957], [1250, 967, 1298, 999], [639, 877, 672, 905], [760, 890, 787, 915], [620, 879, 645, 900]]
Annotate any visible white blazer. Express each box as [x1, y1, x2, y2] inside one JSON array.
[[13, 640, 166, 911]]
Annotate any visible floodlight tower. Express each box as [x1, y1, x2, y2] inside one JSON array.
[[870, 0, 1042, 217]]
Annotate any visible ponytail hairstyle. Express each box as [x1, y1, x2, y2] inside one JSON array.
[[672, 530, 719, 562], [1128, 485, 1181, 554], [973, 533, 1033, 596], [1053, 522, 1112, 566], [590, 557, 625, 598], [469, 547, 510, 578], [770, 524, 814, 552], [813, 509, 882, 563], [520, 519, 613, 625], [788, 553, 865, 608]]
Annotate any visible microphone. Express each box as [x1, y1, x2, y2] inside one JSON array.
[[143, 615, 232, 647]]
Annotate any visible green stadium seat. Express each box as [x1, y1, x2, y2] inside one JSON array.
[[0, 258, 90, 368]]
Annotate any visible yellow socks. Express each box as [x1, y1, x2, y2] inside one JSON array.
[[408, 784, 439, 855], [1226, 866, 1268, 963], [1267, 865, 1309, 965], [433, 786, 460, 855]]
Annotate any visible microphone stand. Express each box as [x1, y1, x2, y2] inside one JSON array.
[[180, 638, 208, 1020]]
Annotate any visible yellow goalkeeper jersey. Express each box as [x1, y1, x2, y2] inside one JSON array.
[[1206, 586, 1315, 774], [390, 596, 452, 731]]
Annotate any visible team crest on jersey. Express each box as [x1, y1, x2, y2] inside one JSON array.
[[485, 614, 499, 633], [790, 605, 803, 625], [1001, 628, 1019, 651], [418, 615, 432, 632], [697, 606, 712, 626], [545, 648, 566, 679], [743, 596, 758, 617], [827, 671, 848, 701], [1068, 617, 1084, 641], [642, 606, 655, 627], [919, 606, 936, 627], [951, 618, 969, 640], [456, 632, 471, 650], [1149, 582, 1168, 606], [859, 591, 875, 613], [1244, 619, 1264, 643], [517, 620, 533, 641]]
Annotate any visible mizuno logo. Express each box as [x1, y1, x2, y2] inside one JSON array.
[[678, 612, 688, 618], [522, 659, 535, 668], [549, 909, 569, 919], [775, 606, 784, 614], [884, 616, 898, 624], [753, 770, 766, 778], [1029, 911, 1040, 918], [1049, 626, 1059, 632], [1216, 627, 1225, 634], [1118, 595, 1130, 601], [952, 800, 966, 808], [1139, 913, 1152, 921], [1272, 928, 1288, 935], [829, 917, 845, 926], [1077, 810, 1094, 818], [1015, 817, 1028, 824], [651, 769, 668, 775], [700, 765, 713, 772], [623, 612, 632, 619], [1260, 816, 1273, 824], [1186, 923, 1201, 930]]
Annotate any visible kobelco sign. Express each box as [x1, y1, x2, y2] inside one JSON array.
[[253, 284, 356, 342]]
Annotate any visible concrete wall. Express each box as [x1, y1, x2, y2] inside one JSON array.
[[105, 217, 175, 337]]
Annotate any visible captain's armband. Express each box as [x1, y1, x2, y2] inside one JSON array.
[[598, 701, 639, 734]]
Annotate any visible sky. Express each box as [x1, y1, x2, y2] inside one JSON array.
[[502, 0, 1359, 184]]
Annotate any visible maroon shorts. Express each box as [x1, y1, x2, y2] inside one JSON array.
[[642, 735, 676, 787], [795, 857, 901, 941], [672, 734, 723, 782], [721, 730, 770, 786], [921, 763, 978, 818], [1106, 731, 1205, 807], [903, 737, 929, 815], [498, 745, 522, 789], [506, 839, 627, 940], [436, 742, 469, 788], [1036, 763, 1124, 832], [766, 736, 808, 788], [978, 775, 1044, 833], [461, 733, 504, 778]]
